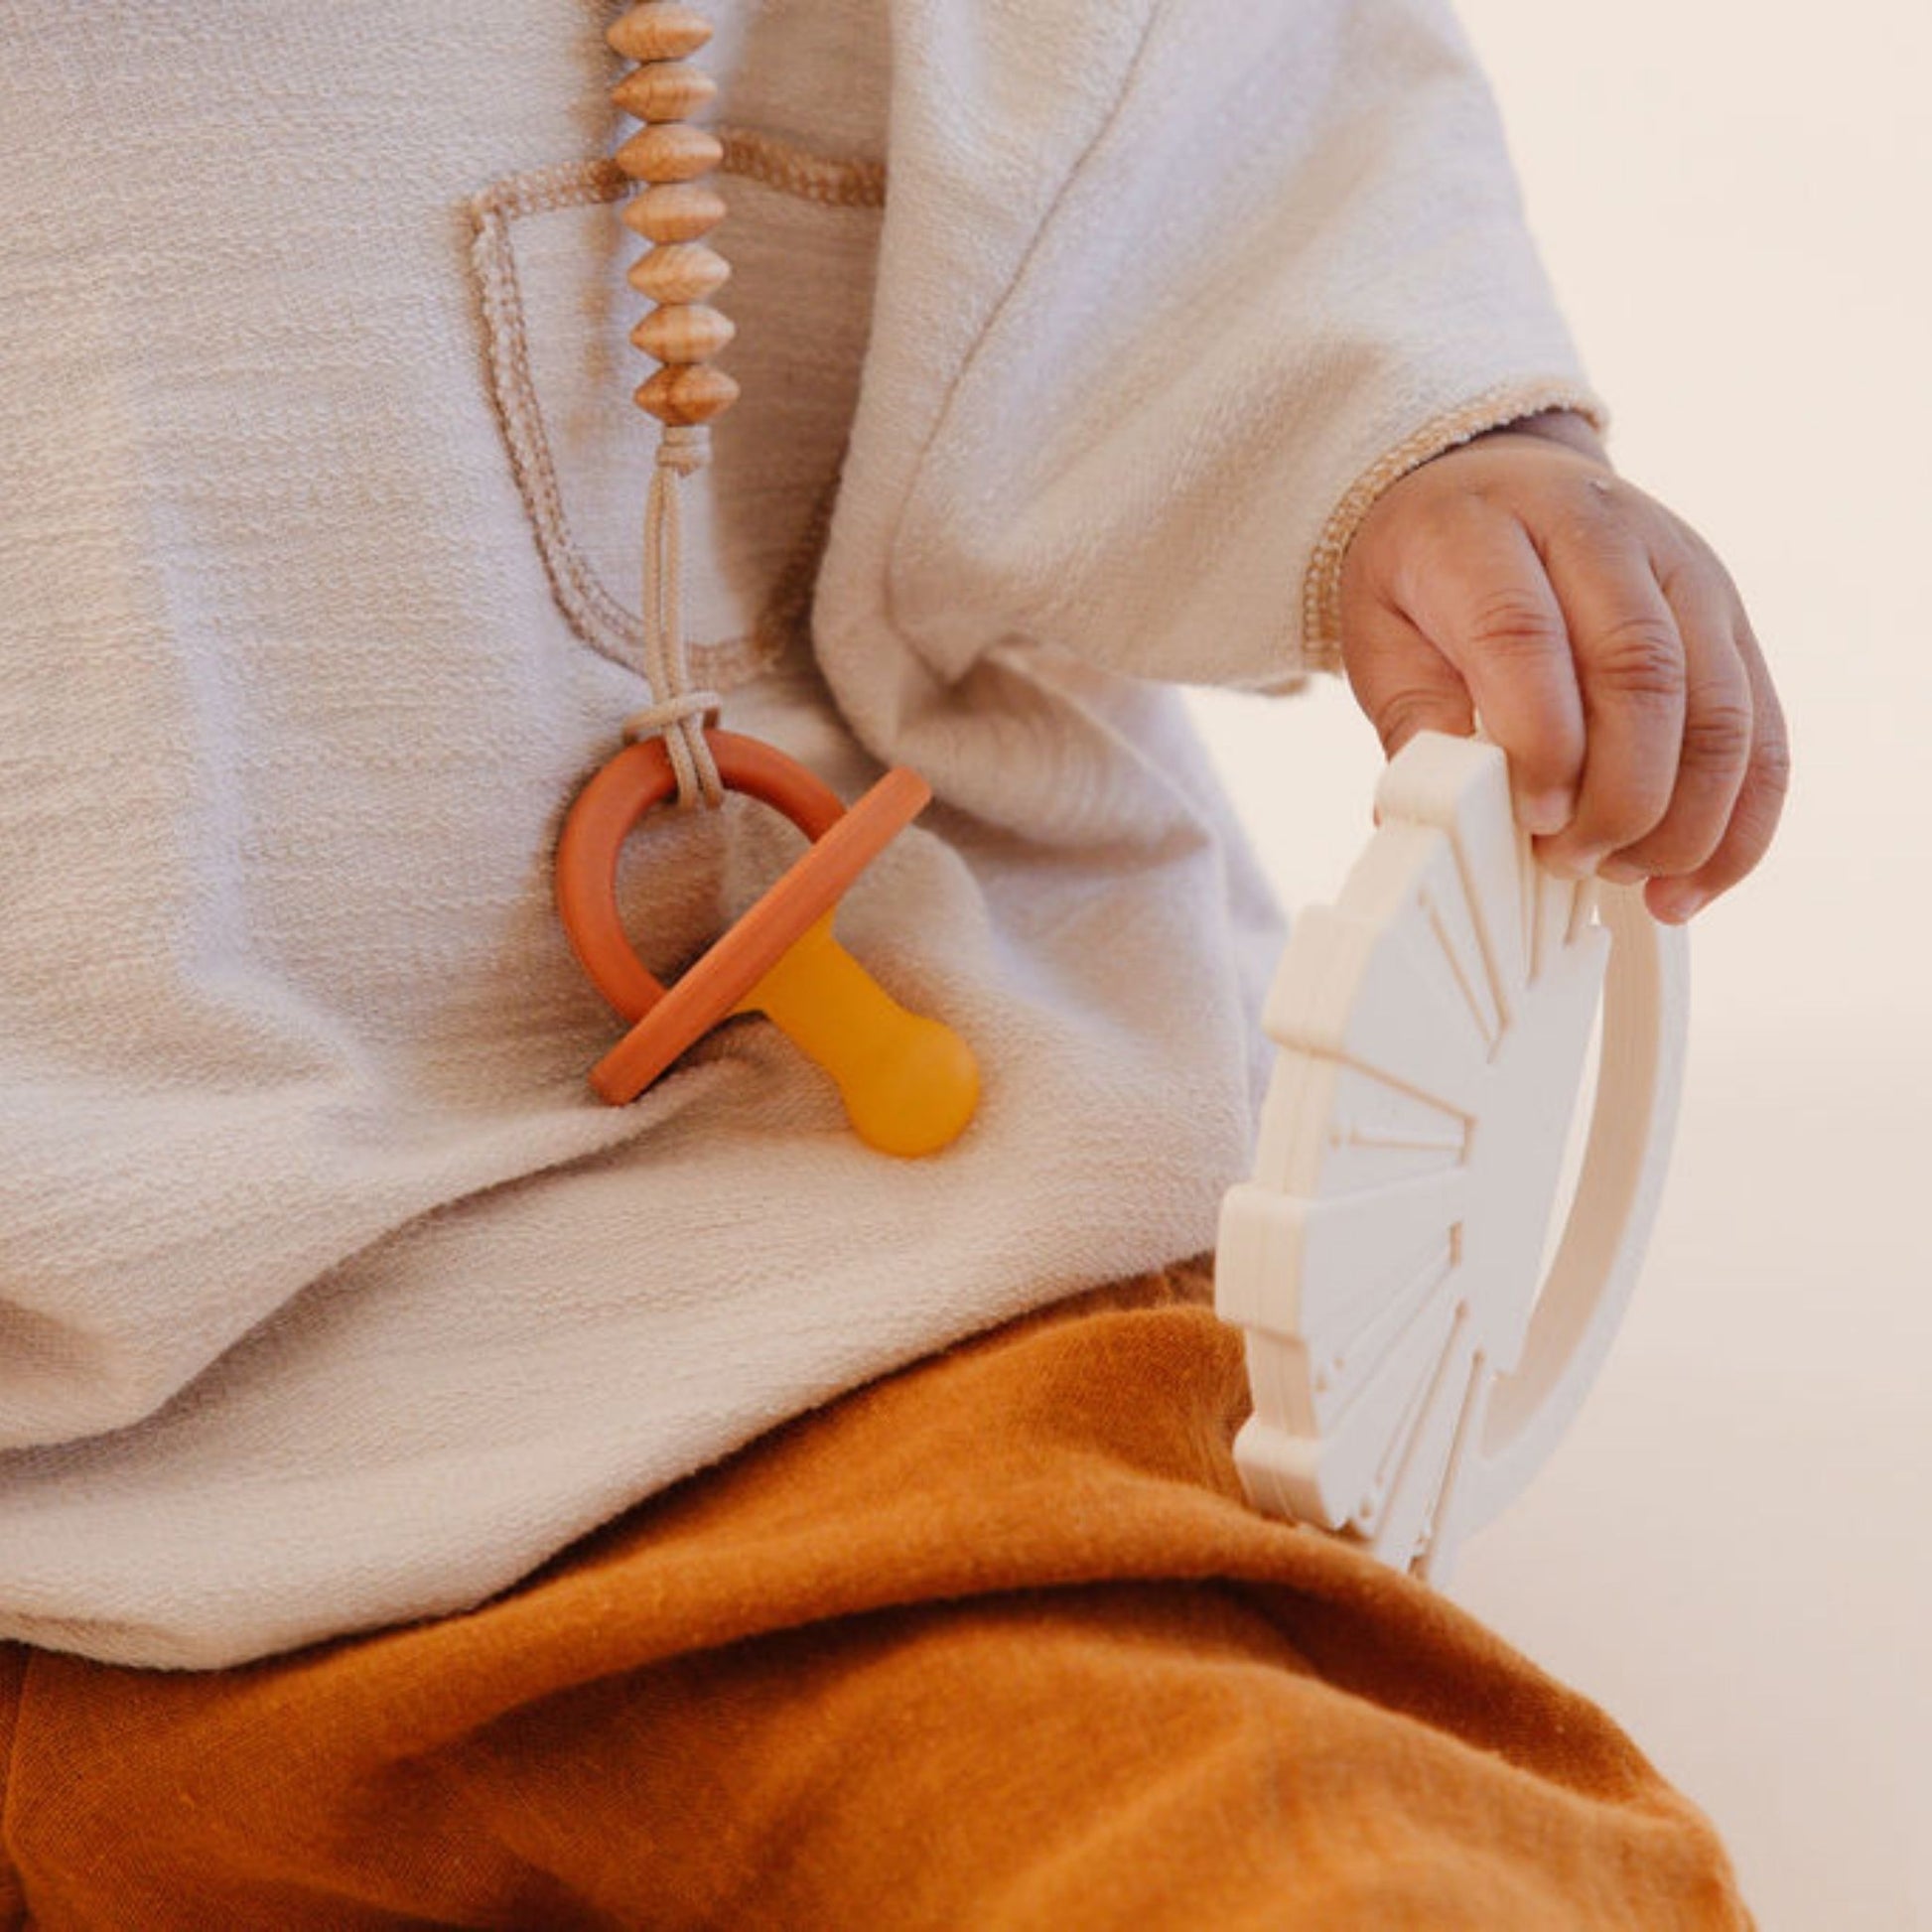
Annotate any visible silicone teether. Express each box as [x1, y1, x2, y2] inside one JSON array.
[[555, 729, 979, 1157], [1213, 731, 1689, 1585]]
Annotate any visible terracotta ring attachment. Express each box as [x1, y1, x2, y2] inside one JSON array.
[[554, 728, 930, 1104]]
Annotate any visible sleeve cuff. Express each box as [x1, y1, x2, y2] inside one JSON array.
[[1296, 379, 1611, 679]]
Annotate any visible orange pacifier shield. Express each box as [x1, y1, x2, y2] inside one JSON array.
[[554, 729, 979, 1158]]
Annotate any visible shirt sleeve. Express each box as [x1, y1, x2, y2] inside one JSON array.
[[811, 0, 1605, 724]]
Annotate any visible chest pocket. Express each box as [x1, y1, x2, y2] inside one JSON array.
[[466, 132, 888, 693]]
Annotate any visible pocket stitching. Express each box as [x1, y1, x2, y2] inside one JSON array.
[[466, 135, 885, 694]]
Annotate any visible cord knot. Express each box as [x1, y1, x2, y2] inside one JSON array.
[[624, 426, 725, 809], [656, 423, 711, 478]]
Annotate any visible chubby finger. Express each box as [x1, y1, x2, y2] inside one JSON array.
[[1535, 514, 1686, 875], [1385, 495, 1586, 832], [1598, 554, 1753, 887], [1340, 595, 1475, 761], [1646, 617, 1791, 921]]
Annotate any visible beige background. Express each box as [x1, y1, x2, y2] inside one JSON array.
[[1185, 3, 1932, 1926]]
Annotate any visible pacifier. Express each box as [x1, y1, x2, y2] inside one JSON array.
[[555, 728, 979, 1158]]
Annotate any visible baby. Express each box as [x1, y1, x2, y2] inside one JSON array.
[[0, 0, 1780, 1924]]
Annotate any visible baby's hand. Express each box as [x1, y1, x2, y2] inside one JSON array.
[[1335, 411, 1789, 923]]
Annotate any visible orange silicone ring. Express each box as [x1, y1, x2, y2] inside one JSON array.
[[554, 729, 930, 1104]]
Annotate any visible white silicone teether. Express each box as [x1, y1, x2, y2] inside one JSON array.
[[1214, 730, 1690, 1585]]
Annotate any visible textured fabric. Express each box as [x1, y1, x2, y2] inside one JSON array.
[[0, 1263, 1752, 1930], [0, 0, 1601, 1669]]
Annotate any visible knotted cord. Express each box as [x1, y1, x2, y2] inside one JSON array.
[[608, 2, 739, 810], [621, 422, 723, 807]]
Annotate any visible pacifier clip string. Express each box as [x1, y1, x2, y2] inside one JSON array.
[[627, 422, 723, 807], [609, 1, 740, 811], [553, 1, 982, 1153]]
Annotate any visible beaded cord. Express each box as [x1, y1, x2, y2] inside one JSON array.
[[609, 1, 741, 809]]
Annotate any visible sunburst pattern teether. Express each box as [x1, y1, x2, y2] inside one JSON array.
[[1215, 732, 1690, 1585]]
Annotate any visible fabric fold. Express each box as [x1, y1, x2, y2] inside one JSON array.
[[814, 0, 1604, 736]]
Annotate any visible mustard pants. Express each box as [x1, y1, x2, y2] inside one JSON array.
[[0, 1262, 1751, 1929]]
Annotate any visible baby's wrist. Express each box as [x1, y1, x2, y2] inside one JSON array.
[[1474, 407, 1613, 469]]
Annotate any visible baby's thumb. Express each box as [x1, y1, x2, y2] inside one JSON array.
[[1340, 602, 1475, 759]]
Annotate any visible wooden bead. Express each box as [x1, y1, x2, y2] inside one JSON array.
[[628, 303, 736, 363], [607, 3, 712, 62], [627, 241, 731, 305], [621, 182, 726, 242], [615, 122, 724, 184], [611, 60, 716, 122], [633, 363, 740, 425]]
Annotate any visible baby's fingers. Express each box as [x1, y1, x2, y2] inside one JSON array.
[[1369, 497, 1587, 832], [1532, 512, 1690, 878], [1337, 436, 1789, 921], [1646, 622, 1791, 920], [1595, 552, 1754, 897]]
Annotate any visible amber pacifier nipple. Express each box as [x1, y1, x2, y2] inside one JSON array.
[[555, 729, 979, 1157], [731, 911, 979, 1157]]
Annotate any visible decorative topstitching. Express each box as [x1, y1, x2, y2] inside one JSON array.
[[467, 128, 886, 690]]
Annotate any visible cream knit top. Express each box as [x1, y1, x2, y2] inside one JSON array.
[[0, 0, 1601, 1668]]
